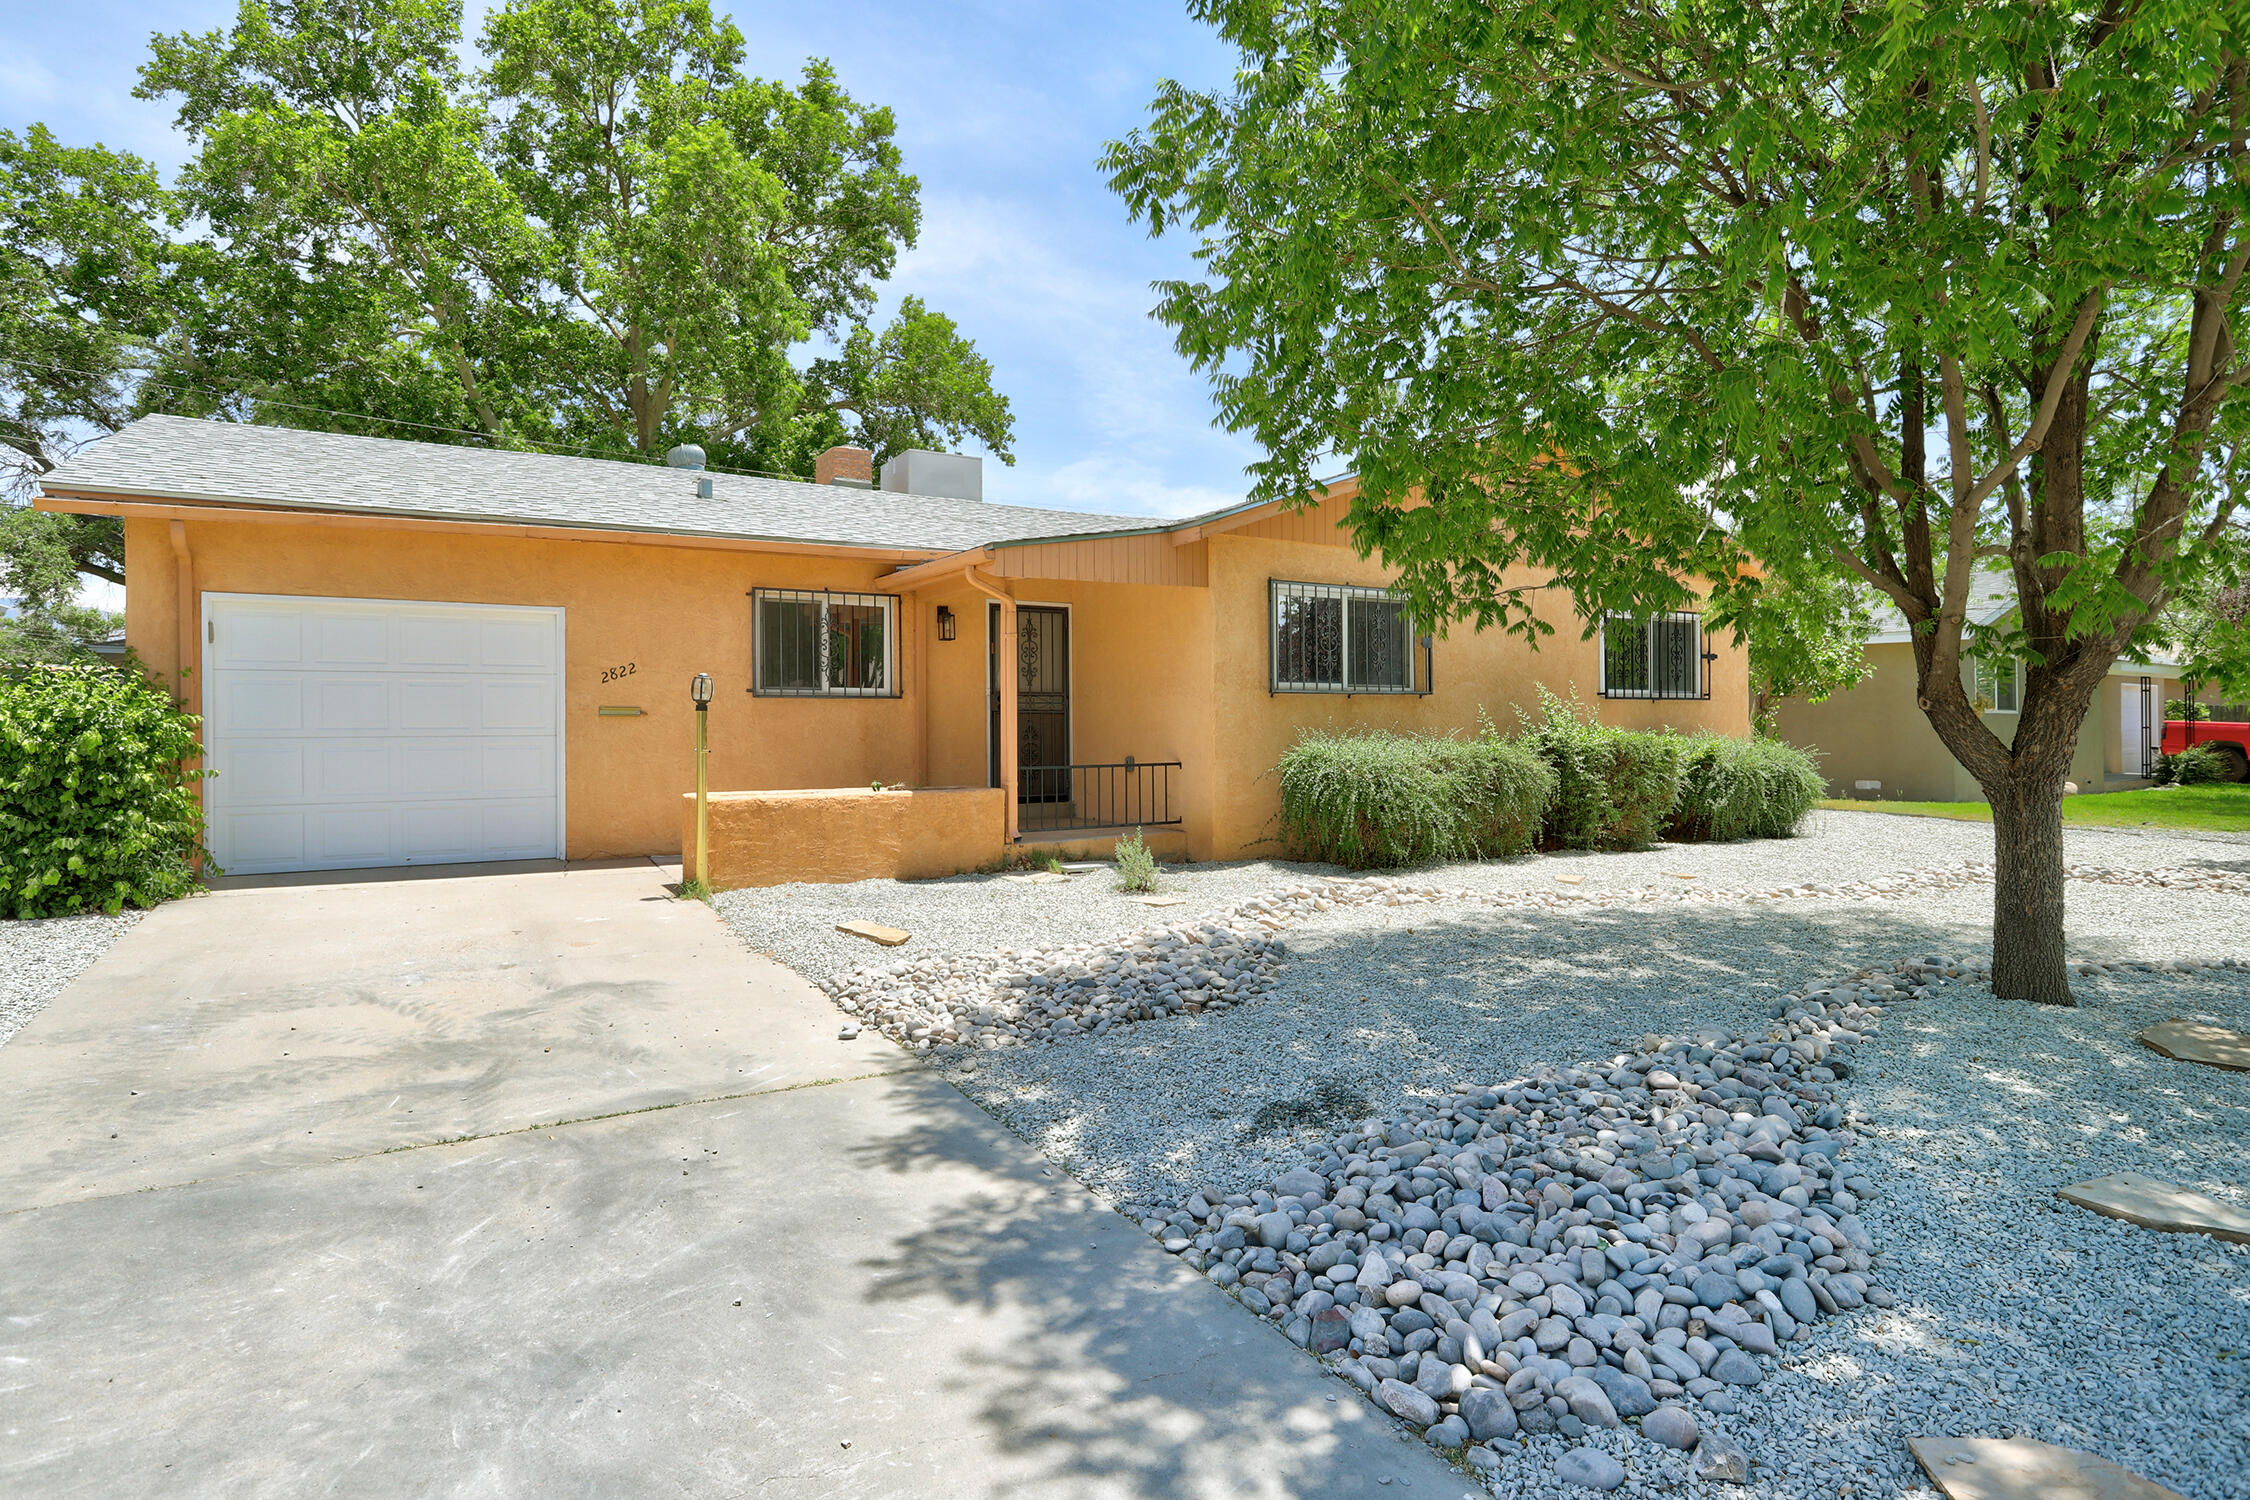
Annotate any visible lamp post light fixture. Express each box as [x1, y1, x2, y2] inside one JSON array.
[[935, 605, 956, 642], [690, 672, 713, 890]]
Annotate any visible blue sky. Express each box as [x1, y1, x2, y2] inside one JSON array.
[[0, 0, 1256, 522]]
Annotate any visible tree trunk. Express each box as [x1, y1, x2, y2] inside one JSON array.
[[1985, 766, 2074, 1006]]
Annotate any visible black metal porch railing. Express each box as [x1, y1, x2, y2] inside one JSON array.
[[1018, 761, 1182, 834]]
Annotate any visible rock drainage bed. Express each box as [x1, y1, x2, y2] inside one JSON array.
[[743, 841, 2250, 1499], [0, 910, 139, 1047]]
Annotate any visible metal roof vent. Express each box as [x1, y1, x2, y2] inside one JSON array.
[[880, 449, 981, 501], [665, 443, 706, 471]]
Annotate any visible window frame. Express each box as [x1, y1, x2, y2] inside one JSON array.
[[1974, 655, 2020, 714], [749, 588, 901, 699], [1597, 612, 1712, 701], [1268, 579, 1432, 696]]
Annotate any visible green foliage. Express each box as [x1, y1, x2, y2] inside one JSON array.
[[1512, 692, 1680, 853], [1670, 734, 1826, 843], [1107, 0, 2250, 989], [0, 124, 172, 496], [1273, 725, 1554, 870], [131, 0, 1012, 470], [2152, 744, 2233, 787], [0, 666, 208, 917], [1742, 575, 1875, 733], [1112, 830, 1160, 892]]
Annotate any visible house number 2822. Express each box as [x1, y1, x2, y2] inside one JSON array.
[[600, 662, 637, 683]]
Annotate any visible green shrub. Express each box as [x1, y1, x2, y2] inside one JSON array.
[[1273, 725, 1554, 869], [0, 665, 209, 917], [1670, 733, 1826, 841], [1514, 690, 1682, 851], [2154, 743, 2231, 786], [1113, 830, 1160, 892]]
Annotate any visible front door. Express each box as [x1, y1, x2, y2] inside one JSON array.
[[989, 603, 1070, 799]]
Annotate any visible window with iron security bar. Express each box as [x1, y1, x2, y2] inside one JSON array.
[[1599, 612, 1712, 700], [751, 589, 900, 697], [1270, 580, 1433, 695]]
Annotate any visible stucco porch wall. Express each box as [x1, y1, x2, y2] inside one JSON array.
[[685, 786, 1005, 890]]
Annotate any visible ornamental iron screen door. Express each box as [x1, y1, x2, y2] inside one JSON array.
[[989, 603, 1072, 799]]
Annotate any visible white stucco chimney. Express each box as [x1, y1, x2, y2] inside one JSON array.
[[879, 449, 982, 501]]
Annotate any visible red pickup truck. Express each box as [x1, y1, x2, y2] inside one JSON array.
[[2163, 714, 2250, 781]]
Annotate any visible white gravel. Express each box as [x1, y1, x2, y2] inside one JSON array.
[[717, 812, 2250, 1499], [0, 911, 139, 1046]]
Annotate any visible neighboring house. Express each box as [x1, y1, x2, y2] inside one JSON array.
[[36, 415, 1749, 876], [1774, 568, 2183, 801]]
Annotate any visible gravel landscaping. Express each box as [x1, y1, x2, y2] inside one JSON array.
[[715, 812, 2250, 1499], [1, 911, 139, 1046]]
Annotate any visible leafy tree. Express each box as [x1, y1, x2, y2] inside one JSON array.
[[138, 0, 1012, 469], [2159, 566, 2250, 708], [1107, 0, 2250, 1004], [0, 125, 165, 619], [1743, 575, 1875, 734]]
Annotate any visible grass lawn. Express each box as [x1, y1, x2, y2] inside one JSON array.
[[1820, 782, 2250, 831]]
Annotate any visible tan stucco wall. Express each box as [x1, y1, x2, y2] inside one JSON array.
[[1198, 532, 1753, 860], [124, 515, 938, 860], [687, 786, 1004, 889], [1774, 643, 2172, 801]]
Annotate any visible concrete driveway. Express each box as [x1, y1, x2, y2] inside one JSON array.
[[0, 862, 1459, 1499]]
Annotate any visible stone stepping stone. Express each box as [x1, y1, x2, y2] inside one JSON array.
[[1666, 871, 1698, 880], [1130, 895, 1185, 907], [2055, 1172, 2250, 1245], [1908, 1436, 2188, 1500], [2136, 1018, 2250, 1071], [1554, 873, 1584, 885], [835, 921, 911, 947]]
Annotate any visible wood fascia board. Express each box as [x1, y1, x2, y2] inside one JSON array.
[[884, 547, 995, 591], [33, 490, 932, 564]]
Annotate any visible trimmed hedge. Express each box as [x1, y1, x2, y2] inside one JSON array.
[[1670, 732, 1826, 842], [1515, 692, 1682, 852], [1274, 726, 1555, 869], [1, 665, 208, 918]]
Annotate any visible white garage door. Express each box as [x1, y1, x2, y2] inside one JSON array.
[[202, 594, 564, 875]]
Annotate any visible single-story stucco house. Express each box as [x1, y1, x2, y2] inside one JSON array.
[[1773, 567, 2185, 802], [36, 415, 1749, 881]]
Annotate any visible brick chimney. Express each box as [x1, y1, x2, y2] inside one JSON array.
[[815, 445, 874, 488]]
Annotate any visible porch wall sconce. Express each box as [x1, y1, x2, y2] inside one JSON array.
[[935, 605, 956, 641]]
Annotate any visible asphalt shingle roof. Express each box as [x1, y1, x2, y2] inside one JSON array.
[[38, 415, 1167, 554]]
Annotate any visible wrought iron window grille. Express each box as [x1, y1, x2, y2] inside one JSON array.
[[1268, 579, 1434, 696], [1598, 612, 1713, 700], [749, 588, 901, 698]]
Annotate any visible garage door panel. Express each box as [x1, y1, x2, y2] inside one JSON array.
[[314, 612, 391, 665], [396, 614, 480, 668], [315, 679, 393, 732], [480, 740, 555, 795], [217, 677, 306, 732], [217, 811, 307, 871], [210, 742, 306, 804], [213, 608, 307, 668], [399, 678, 478, 732], [480, 616, 556, 669], [479, 679, 555, 732], [205, 597, 561, 874]]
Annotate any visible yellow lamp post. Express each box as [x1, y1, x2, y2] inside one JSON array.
[[690, 672, 713, 890]]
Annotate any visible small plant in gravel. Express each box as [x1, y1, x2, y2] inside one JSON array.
[[1, 665, 208, 918], [1274, 724, 1553, 869], [1669, 733, 1826, 841], [1113, 830, 1160, 891], [1515, 690, 1680, 851]]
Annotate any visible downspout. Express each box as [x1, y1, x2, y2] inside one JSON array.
[[961, 566, 1017, 844], [169, 519, 206, 865], [169, 520, 197, 707]]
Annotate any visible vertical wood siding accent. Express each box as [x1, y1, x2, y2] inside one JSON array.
[[1234, 489, 1357, 546], [991, 533, 1208, 587]]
